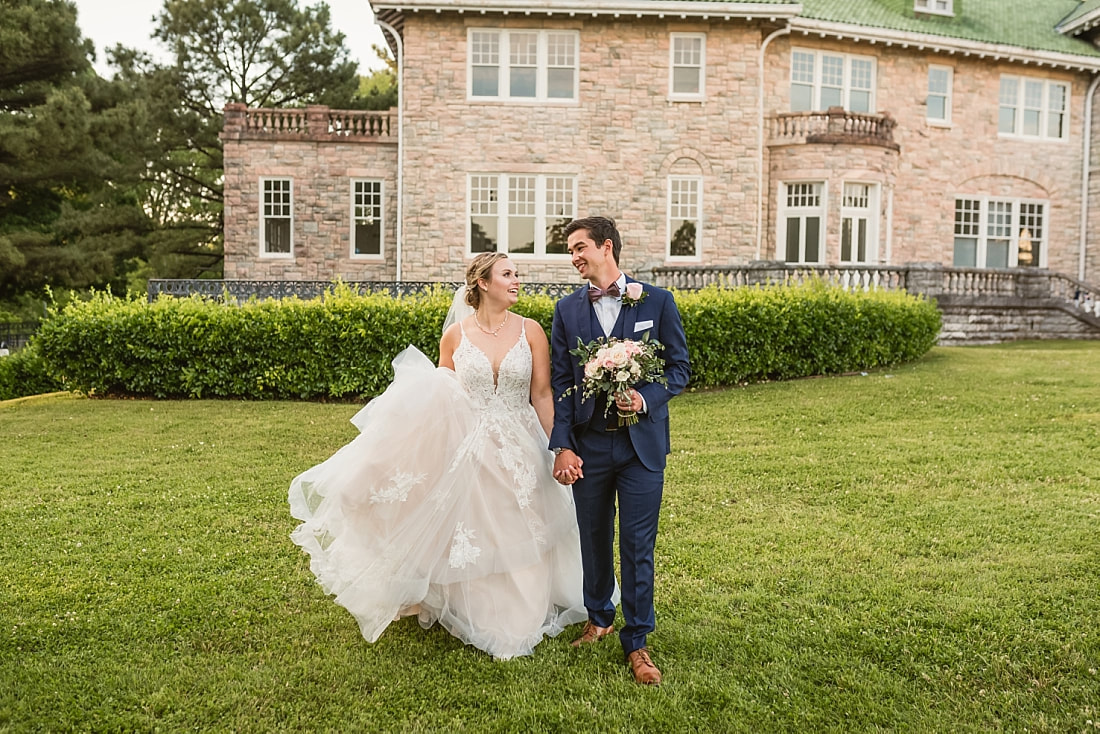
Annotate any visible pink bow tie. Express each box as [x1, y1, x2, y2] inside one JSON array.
[[588, 282, 621, 303]]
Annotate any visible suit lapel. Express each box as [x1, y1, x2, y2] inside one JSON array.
[[572, 288, 593, 346], [622, 276, 639, 338]]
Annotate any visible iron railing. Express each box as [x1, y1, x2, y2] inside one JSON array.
[[0, 321, 40, 352], [147, 279, 581, 302]]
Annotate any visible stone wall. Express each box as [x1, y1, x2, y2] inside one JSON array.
[[222, 105, 398, 281], [762, 35, 1090, 273], [397, 14, 767, 281], [937, 302, 1100, 345]]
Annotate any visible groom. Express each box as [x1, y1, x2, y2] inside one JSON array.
[[549, 216, 690, 686]]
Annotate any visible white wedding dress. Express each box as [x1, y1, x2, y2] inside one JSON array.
[[288, 321, 586, 659]]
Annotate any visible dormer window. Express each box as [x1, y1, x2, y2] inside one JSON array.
[[915, 0, 953, 16]]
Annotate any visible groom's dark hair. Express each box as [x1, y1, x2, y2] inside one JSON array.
[[565, 216, 622, 264]]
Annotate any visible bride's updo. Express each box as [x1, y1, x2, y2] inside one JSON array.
[[464, 252, 508, 309]]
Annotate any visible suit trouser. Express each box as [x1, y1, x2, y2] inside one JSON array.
[[571, 425, 664, 655]]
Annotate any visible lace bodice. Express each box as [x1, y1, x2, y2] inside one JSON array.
[[452, 321, 532, 411]]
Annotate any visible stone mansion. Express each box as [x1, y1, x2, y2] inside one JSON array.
[[221, 0, 1100, 291]]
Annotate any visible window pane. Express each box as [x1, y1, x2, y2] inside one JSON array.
[[857, 219, 868, 261], [785, 218, 801, 261], [821, 55, 844, 87], [928, 68, 949, 95], [841, 218, 853, 262], [848, 90, 871, 113], [472, 66, 498, 97], [998, 106, 1016, 134], [510, 67, 537, 97], [791, 83, 813, 111], [927, 96, 946, 120], [471, 217, 497, 253], [953, 238, 977, 267], [547, 68, 573, 98], [804, 217, 820, 262], [1023, 109, 1040, 137], [1048, 111, 1065, 139], [673, 67, 700, 95], [820, 86, 843, 109], [508, 217, 535, 253], [354, 221, 380, 255], [791, 51, 815, 84], [986, 240, 1009, 268], [670, 220, 697, 257], [264, 220, 290, 254], [546, 218, 570, 254]]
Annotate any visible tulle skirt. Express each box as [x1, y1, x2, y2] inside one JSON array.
[[289, 347, 586, 659]]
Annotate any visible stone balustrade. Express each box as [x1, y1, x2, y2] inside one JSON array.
[[651, 262, 1100, 344], [768, 107, 899, 150], [221, 104, 395, 142]]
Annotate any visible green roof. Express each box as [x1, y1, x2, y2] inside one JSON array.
[[1058, 0, 1100, 31], [797, 0, 1100, 58]]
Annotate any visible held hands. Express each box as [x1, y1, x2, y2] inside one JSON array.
[[616, 388, 644, 414], [553, 449, 584, 485]]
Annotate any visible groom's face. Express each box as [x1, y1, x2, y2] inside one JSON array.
[[567, 229, 616, 286]]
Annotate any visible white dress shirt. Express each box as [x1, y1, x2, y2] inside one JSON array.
[[592, 273, 627, 337]]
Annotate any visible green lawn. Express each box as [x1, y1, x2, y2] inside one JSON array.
[[2, 342, 1098, 732]]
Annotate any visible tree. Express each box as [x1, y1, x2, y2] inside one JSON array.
[[0, 0, 151, 309], [106, 0, 363, 282]]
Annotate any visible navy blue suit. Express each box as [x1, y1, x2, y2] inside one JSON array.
[[550, 277, 690, 654]]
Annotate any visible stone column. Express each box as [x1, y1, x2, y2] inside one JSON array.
[[903, 262, 944, 298]]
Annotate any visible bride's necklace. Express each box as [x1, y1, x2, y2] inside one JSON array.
[[474, 309, 509, 337]]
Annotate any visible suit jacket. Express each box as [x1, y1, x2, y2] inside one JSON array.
[[549, 276, 691, 472]]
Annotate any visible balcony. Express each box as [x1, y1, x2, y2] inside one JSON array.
[[768, 107, 899, 151], [221, 104, 395, 143]]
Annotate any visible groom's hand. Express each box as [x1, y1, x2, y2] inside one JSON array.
[[616, 388, 644, 414], [553, 449, 583, 485]]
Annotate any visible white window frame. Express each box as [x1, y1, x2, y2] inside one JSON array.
[[998, 75, 1069, 141], [790, 48, 876, 113], [260, 177, 293, 258], [777, 181, 826, 264], [839, 182, 880, 264], [669, 33, 706, 102], [466, 173, 577, 257], [914, 0, 953, 16], [926, 64, 953, 126], [350, 179, 384, 260], [467, 29, 579, 103], [952, 196, 1049, 269], [667, 176, 703, 260]]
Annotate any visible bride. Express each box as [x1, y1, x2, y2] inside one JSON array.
[[288, 253, 586, 659]]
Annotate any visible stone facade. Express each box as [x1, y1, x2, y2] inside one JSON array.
[[222, 105, 398, 280], [221, 12, 1100, 287]]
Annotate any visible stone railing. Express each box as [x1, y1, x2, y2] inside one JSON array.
[[768, 107, 899, 150], [147, 280, 578, 302], [221, 104, 395, 142], [651, 262, 908, 292], [651, 262, 1100, 343]]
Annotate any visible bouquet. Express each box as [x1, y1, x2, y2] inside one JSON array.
[[563, 334, 667, 426]]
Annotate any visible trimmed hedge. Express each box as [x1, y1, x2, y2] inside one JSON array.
[[680, 283, 941, 387], [30, 282, 939, 400], [0, 344, 66, 401]]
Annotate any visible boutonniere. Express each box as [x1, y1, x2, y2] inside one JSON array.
[[621, 282, 647, 307]]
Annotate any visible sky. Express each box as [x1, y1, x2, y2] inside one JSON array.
[[71, 0, 389, 75]]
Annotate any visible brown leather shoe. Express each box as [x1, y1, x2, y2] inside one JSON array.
[[627, 648, 662, 686], [571, 620, 615, 647]]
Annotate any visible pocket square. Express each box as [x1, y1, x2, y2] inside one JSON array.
[[634, 320, 654, 331]]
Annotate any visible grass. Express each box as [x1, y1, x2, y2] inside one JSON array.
[[1, 341, 1098, 732]]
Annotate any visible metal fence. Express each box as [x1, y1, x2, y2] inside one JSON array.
[[147, 279, 581, 301], [0, 321, 40, 353]]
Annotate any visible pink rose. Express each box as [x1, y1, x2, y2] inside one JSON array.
[[625, 282, 644, 301]]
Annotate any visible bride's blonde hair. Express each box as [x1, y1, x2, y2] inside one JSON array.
[[464, 252, 509, 309]]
